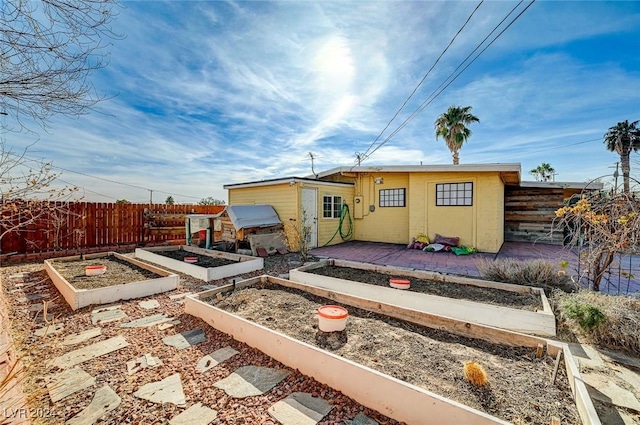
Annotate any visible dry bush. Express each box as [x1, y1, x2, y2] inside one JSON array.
[[552, 291, 640, 356], [476, 258, 576, 295]]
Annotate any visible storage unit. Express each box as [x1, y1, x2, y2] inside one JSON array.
[[219, 205, 284, 251]]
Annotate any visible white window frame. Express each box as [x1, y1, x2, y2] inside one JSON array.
[[322, 195, 343, 219], [436, 182, 473, 206], [379, 188, 406, 207]]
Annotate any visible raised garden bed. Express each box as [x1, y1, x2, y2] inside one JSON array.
[[45, 252, 179, 310], [135, 245, 263, 282], [185, 276, 599, 425], [290, 259, 556, 336]]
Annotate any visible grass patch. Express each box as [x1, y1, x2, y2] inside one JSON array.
[[552, 291, 640, 356], [476, 258, 576, 295]]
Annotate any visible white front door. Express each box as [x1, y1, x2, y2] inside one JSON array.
[[301, 187, 318, 248]]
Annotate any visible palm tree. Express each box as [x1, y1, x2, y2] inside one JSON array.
[[604, 120, 640, 193], [530, 163, 556, 182], [434, 105, 479, 165]]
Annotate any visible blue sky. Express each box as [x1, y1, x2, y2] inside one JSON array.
[[7, 0, 640, 203]]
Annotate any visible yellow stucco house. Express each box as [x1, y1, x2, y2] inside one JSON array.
[[224, 163, 523, 253]]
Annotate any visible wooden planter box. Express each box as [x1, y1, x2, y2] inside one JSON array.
[[45, 252, 179, 310], [134, 245, 263, 282], [290, 259, 556, 336], [185, 275, 599, 425]]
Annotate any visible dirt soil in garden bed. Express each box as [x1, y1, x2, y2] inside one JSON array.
[[308, 265, 542, 311], [152, 248, 238, 268], [49, 255, 160, 290], [211, 282, 580, 425]]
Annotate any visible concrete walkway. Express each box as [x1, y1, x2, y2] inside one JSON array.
[[310, 241, 640, 295]]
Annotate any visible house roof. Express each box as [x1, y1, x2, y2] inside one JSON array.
[[225, 205, 282, 229], [223, 176, 354, 190], [519, 181, 604, 190], [312, 163, 522, 185]]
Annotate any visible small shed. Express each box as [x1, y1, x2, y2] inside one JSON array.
[[185, 212, 224, 249], [220, 205, 284, 250]]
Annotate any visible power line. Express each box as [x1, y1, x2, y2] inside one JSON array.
[[360, 0, 485, 161], [362, 1, 536, 162], [6, 151, 203, 200], [475, 137, 600, 162]]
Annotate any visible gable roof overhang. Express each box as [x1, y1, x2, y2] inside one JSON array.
[[223, 176, 354, 190], [312, 163, 522, 185]]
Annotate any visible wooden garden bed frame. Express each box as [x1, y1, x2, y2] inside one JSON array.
[[44, 252, 179, 310], [134, 245, 263, 282], [290, 259, 556, 336], [185, 275, 600, 425]]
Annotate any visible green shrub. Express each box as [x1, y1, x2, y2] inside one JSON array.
[[553, 291, 640, 356], [476, 258, 576, 294], [563, 300, 606, 330]]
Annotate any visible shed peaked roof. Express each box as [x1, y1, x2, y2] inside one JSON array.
[[225, 205, 282, 230]]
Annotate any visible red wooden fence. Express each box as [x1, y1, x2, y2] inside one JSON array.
[[1, 202, 225, 263]]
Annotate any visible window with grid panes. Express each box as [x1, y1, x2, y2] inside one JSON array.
[[379, 188, 406, 207], [322, 195, 343, 218], [435, 182, 473, 206]]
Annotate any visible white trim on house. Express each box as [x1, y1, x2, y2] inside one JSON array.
[[311, 163, 522, 179], [519, 181, 604, 190], [223, 177, 354, 190]]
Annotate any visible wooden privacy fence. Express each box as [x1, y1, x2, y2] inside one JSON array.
[[1, 202, 225, 262]]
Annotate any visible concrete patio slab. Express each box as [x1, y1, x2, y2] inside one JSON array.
[[66, 385, 120, 425], [168, 402, 217, 425], [213, 366, 291, 398], [196, 346, 239, 373], [133, 373, 186, 407], [267, 392, 332, 425], [47, 367, 96, 403], [51, 336, 129, 369]]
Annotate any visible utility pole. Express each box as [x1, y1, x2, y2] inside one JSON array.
[[609, 162, 620, 193], [149, 189, 153, 205]]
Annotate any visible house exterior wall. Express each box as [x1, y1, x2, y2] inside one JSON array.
[[408, 172, 504, 253], [352, 173, 410, 244], [227, 182, 355, 250]]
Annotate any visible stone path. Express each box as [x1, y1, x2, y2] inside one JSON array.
[[133, 373, 187, 407], [268, 392, 333, 425], [50, 336, 129, 369], [66, 386, 120, 425], [213, 365, 291, 398]]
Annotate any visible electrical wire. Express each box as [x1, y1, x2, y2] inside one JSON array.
[[361, 1, 536, 163], [359, 0, 485, 161], [475, 137, 600, 162]]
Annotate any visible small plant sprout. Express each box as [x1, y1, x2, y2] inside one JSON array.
[[463, 361, 488, 386], [558, 260, 569, 276]]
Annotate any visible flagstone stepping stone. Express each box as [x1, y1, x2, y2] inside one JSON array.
[[34, 323, 64, 337], [34, 313, 55, 323], [200, 285, 216, 291], [163, 329, 206, 350], [214, 366, 291, 398], [347, 413, 380, 425], [158, 320, 181, 330], [196, 347, 239, 373], [51, 336, 129, 369], [28, 302, 57, 312], [48, 368, 96, 403], [9, 272, 29, 279], [16, 293, 49, 303], [127, 354, 163, 375], [133, 373, 186, 407], [62, 328, 102, 346], [120, 314, 172, 328], [91, 306, 127, 325], [583, 373, 640, 412], [268, 392, 333, 425], [138, 299, 160, 309], [168, 402, 217, 425], [168, 293, 191, 300], [66, 385, 120, 425]]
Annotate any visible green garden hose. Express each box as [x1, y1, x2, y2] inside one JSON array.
[[322, 204, 353, 246]]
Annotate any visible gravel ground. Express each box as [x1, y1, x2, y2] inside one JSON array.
[[307, 265, 542, 311], [2, 252, 576, 425], [211, 282, 580, 425], [2, 253, 404, 425]]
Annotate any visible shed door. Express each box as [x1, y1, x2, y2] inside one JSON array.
[[301, 187, 318, 248]]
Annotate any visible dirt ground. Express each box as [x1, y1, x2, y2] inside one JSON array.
[[49, 255, 158, 289], [308, 265, 542, 311], [212, 282, 580, 425], [152, 249, 237, 268]]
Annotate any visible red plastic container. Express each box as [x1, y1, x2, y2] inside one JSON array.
[[389, 278, 411, 289]]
